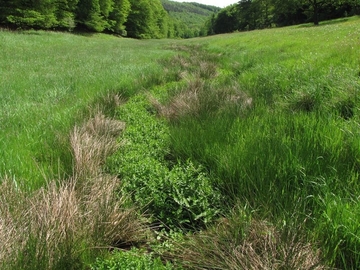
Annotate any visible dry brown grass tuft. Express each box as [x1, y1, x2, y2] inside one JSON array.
[[150, 81, 253, 121], [150, 78, 203, 120], [0, 179, 27, 263], [164, 44, 219, 81], [0, 113, 148, 269], [71, 113, 125, 179], [80, 174, 147, 248], [167, 215, 326, 270], [199, 61, 218, 79]]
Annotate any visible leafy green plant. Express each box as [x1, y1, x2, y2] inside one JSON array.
[[106, 94, 222, 229], [91, 249, 173, 270]]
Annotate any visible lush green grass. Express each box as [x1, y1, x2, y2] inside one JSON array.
[[167, 16, 360, 269], [1, 16, 360, 269], [0, 30, 174, 189]]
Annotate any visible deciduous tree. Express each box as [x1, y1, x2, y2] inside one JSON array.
[[76, 0, 107, 31], [108, 0, 130, 34], [125, 0, 169, 38], [6, 0, 58, 28], [55, 0, 79, 30]]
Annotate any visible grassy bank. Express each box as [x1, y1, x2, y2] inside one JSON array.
[[0, 30, 174, 189], [165, 16, 360, 269]]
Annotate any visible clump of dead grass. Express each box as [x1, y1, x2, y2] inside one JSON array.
[[70, 113, 125, 179], [199, 61, 218, 79], [0, 179, 27, 264], [163, 44, 218, 81], [0, 113, 148, 269], [150, 80, 253, 121], [149, 78, 203, 120], [166, 210, 326, 270]]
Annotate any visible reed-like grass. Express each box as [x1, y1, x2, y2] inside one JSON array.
[[166, 205, 325, 270], [0, 113, 148, 269]]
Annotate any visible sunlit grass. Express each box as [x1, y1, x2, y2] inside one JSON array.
[[167, 17, 360, 269], [0, 31, 174, 189], [1, 16, 360, 269]]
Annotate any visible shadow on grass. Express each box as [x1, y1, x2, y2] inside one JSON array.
[[297, 17, 353, 28]]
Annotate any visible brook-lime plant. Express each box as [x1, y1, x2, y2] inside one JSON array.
[[91, 248, 174, 270], [106, 94, 222, 229]]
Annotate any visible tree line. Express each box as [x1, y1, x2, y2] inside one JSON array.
[[0, 0, 192, 38], [208, 0, 360, 34], [1, 0, 358, 38]]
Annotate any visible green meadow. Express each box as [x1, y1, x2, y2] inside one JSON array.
[[0, 31, 173, 189], [0, 16, 359, 269]]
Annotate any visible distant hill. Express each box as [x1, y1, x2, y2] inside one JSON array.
[[161, 0, 220, 37], [161, 1, 220, 14]]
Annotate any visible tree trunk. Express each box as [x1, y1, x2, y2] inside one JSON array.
[[313, 2, 319, 25], [310, 0, 320, 25]]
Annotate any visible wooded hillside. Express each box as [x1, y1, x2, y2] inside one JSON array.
[[1, 0, 358, 38], [161, 0, 220, 38], [0, 0, 218, 38]]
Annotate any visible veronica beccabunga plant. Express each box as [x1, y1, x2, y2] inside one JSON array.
[[106, 94, 222, 230]]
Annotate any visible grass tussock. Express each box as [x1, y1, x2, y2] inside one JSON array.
[[150, 79, 253, 121], [163, 44, 218, 82], [149, 78, 203, 120], [0, 114, 147, 269], [168, 214, 325, 270], [71, 113, 125, 179]]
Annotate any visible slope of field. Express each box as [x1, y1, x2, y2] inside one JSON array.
[[0, 31, 175, 189], [165, 16, 360, 269]]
